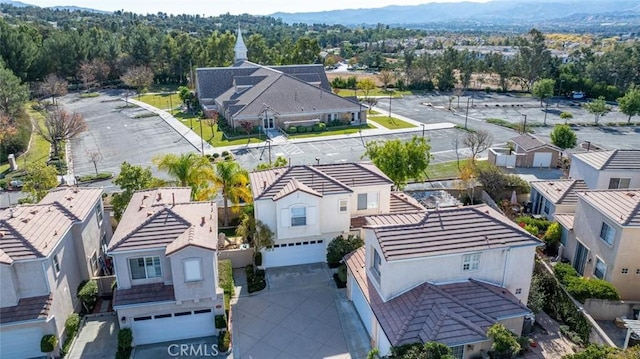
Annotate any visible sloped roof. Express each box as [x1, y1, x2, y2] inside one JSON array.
[[577, 189, 640, 227], [390, 192, 427, 213], [271, 64, 332, 90], [554, 213, 575, 230], [345, 248, 530, 347], [572, 149, 640, 171], [364, 205, 542, 261], [108, 188, 218, 253], [314, 163, 393, 188], [0, 188, 102, 263], [510, 133, 560, 152], [113, 283, 175, 307], [272, 178, 322, 201], [250, 165, 352, 200], [0, 294, 52, 324], [531, 179, 588, 205]]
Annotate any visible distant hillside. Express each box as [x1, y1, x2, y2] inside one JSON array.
[[0, 0, 32, 7], [271, 0, 640, 25], [0, 0, 109, 13]]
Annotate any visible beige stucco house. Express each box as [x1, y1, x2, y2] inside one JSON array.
[[555, 189, 640, 300], [248, 163, 425, 268], [568, 149, 640, 190], [529, 179, 589, 218], [107, 188, 224, 345], [345, 205, 542, 358], [0, 187, 107, 358]]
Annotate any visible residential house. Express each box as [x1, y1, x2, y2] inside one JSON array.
[[0, 188, 107, 358], [568, 149, 640, 190], [555, 189, 640, 300], [345, 205, 542, 358], [107, 188, 223, 346], [248, 163, 425, 268], [529, 179, 588, 218], [509, 133, 561, 168], [196, 29, 365, 132]]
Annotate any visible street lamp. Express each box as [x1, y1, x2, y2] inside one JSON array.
[[421, 124, 425, 138], [543, 101, 549, 126], [521, 114, 527, 134], [465, 97, 471, 130], [388, 92, 392, 118]]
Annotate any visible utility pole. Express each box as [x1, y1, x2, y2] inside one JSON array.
[[522, 114, 527, 134], [388, 92, 392, 118], [543, 101, 549, 126], [465, 97, 471, 130]]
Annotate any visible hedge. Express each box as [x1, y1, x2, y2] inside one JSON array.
[[567, 278, 620, 303], [326, 234, 364, 268], [77, 280, 98, 313], [218, 259, 234, 311], [516, 216, 551, 232], [61, 313, 81, 355], [553, 263, 578, 286], [215, 315, 227, 329], [40, 334, 58, 353], [287, 126, 297, 133], [218, 330, 231, 352], [116, 328, 132, 359]]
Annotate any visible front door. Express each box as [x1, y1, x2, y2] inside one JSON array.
[[573, 241, 588, 275], [263, 117, 274, 129]]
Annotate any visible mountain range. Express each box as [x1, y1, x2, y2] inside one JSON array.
[[271, 0, 640, 26], [0, 0, 108, 13]]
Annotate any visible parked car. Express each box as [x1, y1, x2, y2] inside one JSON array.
[[569, 91, 585, 99]]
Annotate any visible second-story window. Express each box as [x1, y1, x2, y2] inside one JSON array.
[[594, 257, 606, 279], [290, 207, 307, 226], [130, 256, 162, 280], [599, 222, 615, 246], [95, 202, 103, 226], [357, 192, 379, 210], [184, 259, 202, 282], [338, 199, 348, 213], [371, 248, 382, 282], [52, 254, 61, 275], [462, 253, 480, 272], [608, 178, 630, 189]]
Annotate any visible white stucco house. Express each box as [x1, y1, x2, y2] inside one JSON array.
[[248, 163, 425, 268], [568, 149, 640, 190], [344, 205, 542, 358], [0, 187, 107, 358], [107, 188, 224, 346], [529, 179, 588, 218]]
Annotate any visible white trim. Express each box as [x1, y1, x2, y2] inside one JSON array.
[[113, 300, 176, 310]]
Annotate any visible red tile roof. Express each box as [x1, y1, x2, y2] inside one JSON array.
[[0, 294, 52, 324], [113, 283, 175, 307]]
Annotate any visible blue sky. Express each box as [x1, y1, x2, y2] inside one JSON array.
[[24, 0, 489, 16]]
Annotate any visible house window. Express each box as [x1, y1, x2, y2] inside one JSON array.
[[95, 202, 103, 225], [560, 227, 568, 246], [599, 223, 615, 246], [338, 199, 348, 213], [462, 253, 480, 272], [52, 254, 61, 275], [543, 200, 550, 215], [90, 252, 98, 274], [608, 178, 631, 189], [594, 257, 606, 279], [450, 345, 464, 359], [357, 192, 379, 210], [184, 259, 202, 282], [129, 256, 162, 280], [371, 249, 382, 282], [290, 207, 307, 226], [621, 268, 629, 274]]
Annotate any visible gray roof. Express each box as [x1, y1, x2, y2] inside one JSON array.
[[365, 205, 542, 261], [577, 189, 640, 227], [345, 247, 530, 347], [250, 163, 393, 200], [572, 149, 640, 171], [531, 179, 589, 205], [0, 294, 52, 324], [113, 283, 175, 307], [510, 133, 560, 152], [271, 64, 332, 90]]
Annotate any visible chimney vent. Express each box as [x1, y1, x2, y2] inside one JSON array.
[[157, 192, 162, 201], [172, 193, 175, 206], [201, 217, 206, 226]]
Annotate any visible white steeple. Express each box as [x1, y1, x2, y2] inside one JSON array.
[[234, 28, 248, 62]]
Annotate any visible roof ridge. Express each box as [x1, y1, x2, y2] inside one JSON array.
[[599, 149, 618, 170], [235, 73, 285, 117], [444, 306, 489, 338], [555, 179, 578, 203], [468, 279, 527, 310], [306, 165, 353, 191], [430, 282, 496, 323], [256, 166, 292, 200], [52, 201, 81, 222], [109, 207, 192, 251], [0, 220, 45, 259], [624, 196, 640, 226], [354, 163, 393, 183]]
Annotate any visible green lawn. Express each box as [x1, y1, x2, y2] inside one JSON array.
[[173, 114, 263, 147], [138, 93, 182, 111], [336, 88, 411, 98], [1, 106, 52, 176], [148, 84, 181, 93], [368, 116, 415, 130], [425, 161, 461, 180], [286, 124, 375, 139]]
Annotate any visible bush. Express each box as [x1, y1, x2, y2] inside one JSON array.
[[318, 122, 326, 130], [246, 265, 266, 293], [219, 260, 234, 311], [77, 280, 98, 313], [524, 224, 539, 236], [326, 234, 364, 267], [215, 315, 227, 329], [116, 328, 132, 359], [287, 126, 297, 133], [554, 263, 579, 285], [254, 251, 262, 267], [40, 334, 58, 353], [65, 313, 81, 338], [306, 126, 314, 133], [297, 126, 307, 133], [221, 151, 229, 157], [312, 124, 322, 132], [487, 324, 520, 358], [218, 330, 231, 352], [212, 153, 220, 158], [567, 278, 620, 303], [516, 216, 551, 232]]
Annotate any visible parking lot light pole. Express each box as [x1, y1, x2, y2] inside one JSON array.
[[465, 97, 471, 130], [522, 114, 528, 134], [421, 124, 425, 138]]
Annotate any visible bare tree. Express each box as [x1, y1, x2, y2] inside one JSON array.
[[463, 129, 493, 164], [87, 150, 102, 175], [78, 59, 110, 92], [120, 65, 154, 97], [377, 70, 395, 91], [36, 107, 87, 158], [40, 74, 68, 105]]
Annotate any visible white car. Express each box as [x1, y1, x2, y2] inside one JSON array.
[[570, 91, 585, 99]]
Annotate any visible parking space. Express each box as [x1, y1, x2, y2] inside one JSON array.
[[67, 315, 118, 359], [233, 264, 352, 359]]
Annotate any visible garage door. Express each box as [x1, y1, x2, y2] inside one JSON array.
[[533, 152, 552, 167], [264, 240, 325, 268], [350, 275, 373, 336], [131, 309, 215, 345], [0, 326, 44, 359]]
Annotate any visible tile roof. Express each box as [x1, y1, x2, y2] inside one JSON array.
[[345, 248, 530, 347], [0, 188, 103, 263], [531, 179, 588, 205], [113, 283, 175, 307], [250, 163, 392, 200], [510, 133, 559, 152], [577, 190, 640, 227], [554, 213, 575, 230], [272, 178, 322, 201], [0, 294, 52, 324], [572, 149, 640, 170], [364, 205, 542, 261], [108, 188, 218, 253], [390, 192, 427, 213]]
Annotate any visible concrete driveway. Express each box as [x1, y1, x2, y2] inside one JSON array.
[[66, 314, 118, 359], [233, 263, 367, 359]]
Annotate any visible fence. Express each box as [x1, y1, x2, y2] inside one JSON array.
[[219, 247, 254, 268], [481, 190, 505, 215], [584, 299, 640, 321], [92, 275, 116, 297]]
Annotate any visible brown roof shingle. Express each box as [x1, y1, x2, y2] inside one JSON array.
[[365, 205, 542, 261], [113, 283, 175, 307], [0, 294, 52, 324], [510, 133, 559, 152]]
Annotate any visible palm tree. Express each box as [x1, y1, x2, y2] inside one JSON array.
[[153, 153, 216, 200], [214, 160, 252, 226]]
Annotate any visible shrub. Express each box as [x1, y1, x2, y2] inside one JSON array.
[[487, 324, 520, 358], [544, 222, 562, 246], [567, 278, 620, 303], [215, 315, 227, 329], [287, 126, 297, 133], [318, 122, 326, 130], [218, 330, 231, 352], [246, 265, 266, 293], [212, 153, 220, 158], [116, 328, 132, 359], [65, 313, 81, 338], [219, 260, 234, 311], [77, 280, 98, 313], [306, 126, 314, 133], [40, 334, 58, 353], [516, 216, 551, 232], [221, 151, 229, 157], [524, 224, 539, 236], [297, 126, 307, 133], [554, 263, 579, 285], [326, 234, 364, 267], [254, 251, 262, 267]]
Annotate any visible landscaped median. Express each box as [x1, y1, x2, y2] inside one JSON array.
[[367, 115, 416, 130]]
